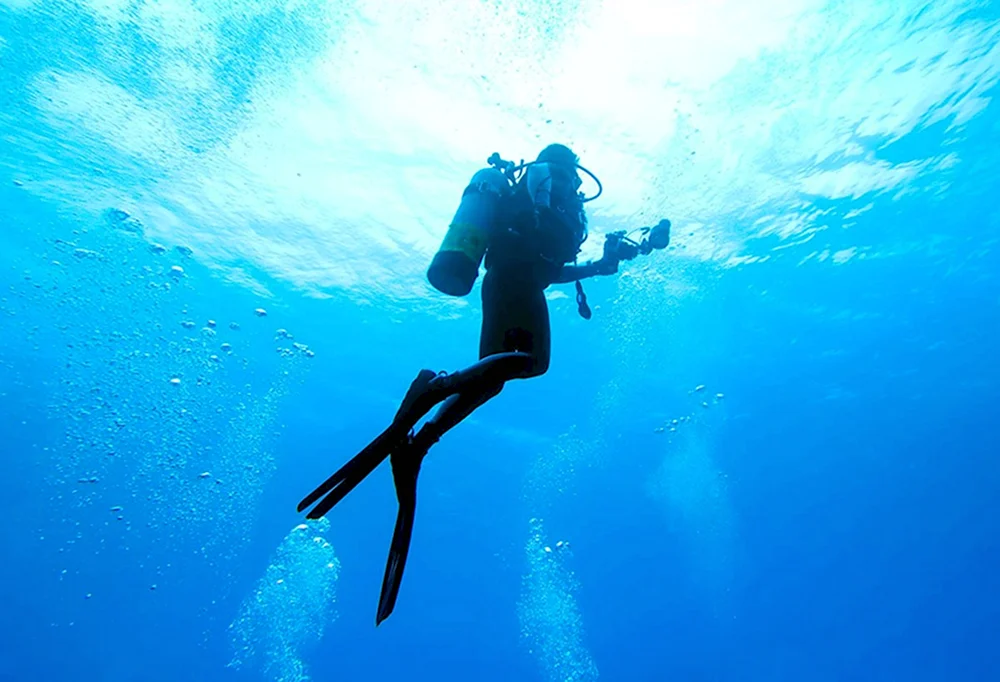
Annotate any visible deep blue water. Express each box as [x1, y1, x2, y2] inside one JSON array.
[[2, 1, 1000, 681]]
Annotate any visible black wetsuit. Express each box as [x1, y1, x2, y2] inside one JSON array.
[[480, 265, 552, 375], [478, 182, 600, 377]]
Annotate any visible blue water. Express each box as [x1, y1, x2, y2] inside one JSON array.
[[2, 1, 999, 681]]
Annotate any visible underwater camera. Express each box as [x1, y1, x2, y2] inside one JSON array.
[[604, 219, 672, 261]]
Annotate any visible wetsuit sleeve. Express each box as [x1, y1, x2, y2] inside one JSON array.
[[551, 259, 615, 283]]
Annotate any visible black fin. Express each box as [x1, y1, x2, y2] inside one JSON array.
[[300, 429, 400, 518], [375, 492, 417, 626], [297, 369, 440, 518], [376, 444, 425, 625]]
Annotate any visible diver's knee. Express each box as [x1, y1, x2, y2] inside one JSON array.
[[526, 355, 549, 378], [505, 353, 546, 379]]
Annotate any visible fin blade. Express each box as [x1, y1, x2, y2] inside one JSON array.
[[297, 425, 400, 515], [298, 369, 441, 516], [376, 445, 426, 626], [376, 496, 417, 626]]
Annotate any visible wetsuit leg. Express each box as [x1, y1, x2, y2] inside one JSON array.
[[373, 269, 553, 624], [479, 267, 551, 375], [413, 267, 551, 447]]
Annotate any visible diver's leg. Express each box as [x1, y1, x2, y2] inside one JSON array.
[[412, 384, 505, 450], [479, 267, 551, 374], [374, 272, 552, 623], [424, 352, 534, 398], [354, 267, 550, 461], [408, 269, 553, 450]]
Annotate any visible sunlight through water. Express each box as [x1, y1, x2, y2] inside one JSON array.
[[3, 0, 997, 304], [1, 0, 999, 679]]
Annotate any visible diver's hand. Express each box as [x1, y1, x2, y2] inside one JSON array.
[[593, 255, 619, 276], [594, 235, 632, 275], [594, 237, 619, 275], [615, 240, 639, 261]]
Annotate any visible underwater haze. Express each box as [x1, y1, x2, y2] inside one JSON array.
[[2, 0, 999, 681]]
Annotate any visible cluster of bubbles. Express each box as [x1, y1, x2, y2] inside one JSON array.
[[521, 429, 589, 515], [653, 383, 726, 436], [1, 206, 317, 586], [515, 261, 727, 676], [274, 327, 315, 359], [517, 386, 613, 680], [592, 266, 737, 609], [229, 519, 341, 682], [516, 517, 599, 682], [645, 404, 736, 612]]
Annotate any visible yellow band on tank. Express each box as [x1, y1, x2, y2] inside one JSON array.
[[439, 222, 489, 263]]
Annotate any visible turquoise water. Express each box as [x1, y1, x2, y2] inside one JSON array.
[[1, 1, 999, 681]]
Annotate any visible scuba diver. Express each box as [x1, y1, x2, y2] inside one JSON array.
[[298, 143, 671, 625]]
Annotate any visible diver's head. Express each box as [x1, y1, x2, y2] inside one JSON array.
[[537, 143, 579, 166], [536, 143, 583, 194], [526, 143, 589, 254]]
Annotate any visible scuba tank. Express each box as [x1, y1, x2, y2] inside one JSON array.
[[427, 167, 510, 297], [525, 163, 554, 209]]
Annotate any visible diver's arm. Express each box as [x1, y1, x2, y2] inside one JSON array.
[[551, 258, 616, 283], [552, 231, 635, 283]]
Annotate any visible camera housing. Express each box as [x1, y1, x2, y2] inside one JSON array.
[[604, 219, 671, 261]]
